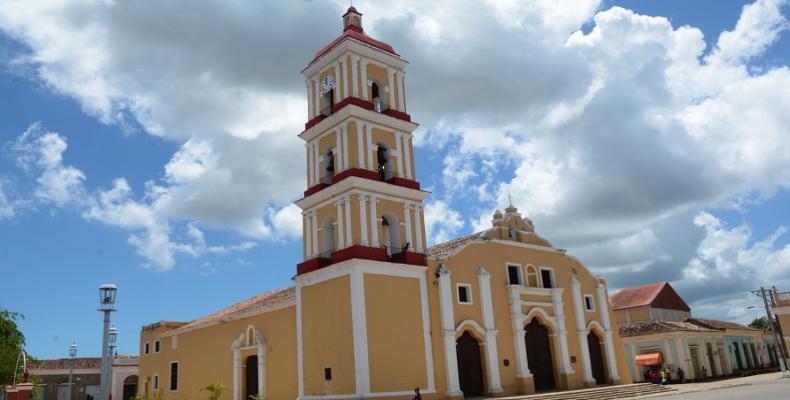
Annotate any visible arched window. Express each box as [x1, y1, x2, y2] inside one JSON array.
[[371, 82, 380, 100], [526, 265, 538, 287], [381, 213, 402, 256], [321, 218, 336, 256], [324, 148, 335, 182], [371, 82, 385, 112], [376, 144, 390, 180], [322, 89, 334, 116]]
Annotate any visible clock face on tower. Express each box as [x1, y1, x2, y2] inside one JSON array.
[[320, 75, 334, 94]]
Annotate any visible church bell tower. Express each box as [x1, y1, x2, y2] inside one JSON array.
[[293, 7, 436, 399]]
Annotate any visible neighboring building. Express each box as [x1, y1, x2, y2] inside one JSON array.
[[28, 356, 138, 400], [136, 7, 633, 400], [613, 282, 776, 382], [769, 288, 790, 364]]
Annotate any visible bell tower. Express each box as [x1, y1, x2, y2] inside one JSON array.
[[294, 7, 436, 399], [296, 6, 427, 274]]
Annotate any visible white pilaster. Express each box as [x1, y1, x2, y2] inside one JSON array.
[[700, 338, 712, 376], [403, 202, 413, 250], [296, 285, 304, 397], [257, 340, 266, 400], [674, 337, 689, 378], [303, 212, 311, 259], [437, 265, 462, 396], [358, 194, 369, 246], [342, 124, 350, 170], [350, 268, 371, 394], [306, 80, 313, 118], [335, 128, 343, 172], [509, 287, 531, 378], [478, 268, 503, 393], [712, 341, 723, 376], [333, 62, 340, 103], [356, 121, 365, 169], [413, 205, 424, 252], [403, 134, 412, 179], [597, 282, 620, 380], [365, 124, 374, 170], [395, 131, 404, 178], [396, 71, 406, 111], [344, 194, 352, 248], [336, 200, 345, 248], [571, 277, 594, 384], [360, 59, 369, 100], [369, 194, 379, 247], [663, 338, 674, 366], [232, 345, 241, 400], [721, 342, 733, 374], [387, 67, 396, 109], [310, 211, 318, 257], [341, 57, 349, 99], [627, 342, 639, 382], [351, 55, 359, 97], [551, 289, 573, 374], [313, 77, 320, 116]]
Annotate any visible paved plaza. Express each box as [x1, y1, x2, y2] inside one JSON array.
[[652, 372, 790, 399]]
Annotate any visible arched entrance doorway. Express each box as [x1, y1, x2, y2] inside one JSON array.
[[456, 331, 485, 397], [122, 375, 138, 400], [587, 332, 606, 385], [245, 355, 258, 400], [524, 318, 555, 391]]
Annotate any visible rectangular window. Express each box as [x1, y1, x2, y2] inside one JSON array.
[[507, 264, 522, 285], [584, 295, 595, 311], [154, 340, 161, 353], [457, 284, 472, 304], [169, 362, 179, 391], [152, 375, 159, 390], [144, 342, 150, 355], [540, 268, 554, 289], [171, 336, 178, 349]]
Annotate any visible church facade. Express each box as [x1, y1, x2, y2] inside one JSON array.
[[137, 8, 632, 400]]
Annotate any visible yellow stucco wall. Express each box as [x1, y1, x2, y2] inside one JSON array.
[[137, 306, 297, 400], [300, 275, 356, 396], [364, 273, 428, 392]]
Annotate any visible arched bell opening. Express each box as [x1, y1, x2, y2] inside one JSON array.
[[381, 213, 402, 256], [321, 218, 336, 257], [376, 143, 391, 180], [323, 148, 336, 182]]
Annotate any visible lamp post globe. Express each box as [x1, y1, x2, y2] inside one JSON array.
[[108, 326, 118, 348], [69, 343, 78, 358], [99, 284, 117, 311]]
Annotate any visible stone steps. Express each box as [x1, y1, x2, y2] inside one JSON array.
[[493, 383, 676, 400]]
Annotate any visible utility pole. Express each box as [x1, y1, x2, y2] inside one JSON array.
[[752, 287, 789, 377]]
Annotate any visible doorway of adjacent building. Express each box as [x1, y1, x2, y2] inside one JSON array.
[[733, 343, 743, 369], [587, 332, 607, 385], [525, 319, 556, 391], [122, 375, 138, 400], [689, 347, 702, 378], [705, 343, 717, 376], [456, 331, 485, 397], [245, 355, 258, 400]]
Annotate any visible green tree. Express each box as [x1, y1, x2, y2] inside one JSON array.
[[0, 308, 27, 385], [749, 316, 770, 330], [201, 381, 225, 400]]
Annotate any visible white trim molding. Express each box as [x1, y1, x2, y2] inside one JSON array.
[[477, 267, 503, 394]]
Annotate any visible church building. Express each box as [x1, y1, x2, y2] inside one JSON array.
[[136, 8, 632, 399]]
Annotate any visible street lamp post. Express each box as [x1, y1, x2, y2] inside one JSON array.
[[98, 284, 117, 400], [67, 343, 78, 400], [108, 326, 118, 400], [752, 287, 789, 377]]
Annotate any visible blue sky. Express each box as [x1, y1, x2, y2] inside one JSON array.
[[1, 0, 789, 360]]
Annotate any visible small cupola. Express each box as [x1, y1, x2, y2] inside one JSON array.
[[343, 6, 363, 31]]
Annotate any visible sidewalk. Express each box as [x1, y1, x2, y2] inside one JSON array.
[[636, 371, 786, 397]]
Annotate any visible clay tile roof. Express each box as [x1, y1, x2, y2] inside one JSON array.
[[618, 321, 719, 338], [311, 27, 397, 65], [610, 281, 691, 312], [427, 231, 484, 259], [172, 287, 295, 332], [685, 317, 762, 332], [30, 358, 102, 370]]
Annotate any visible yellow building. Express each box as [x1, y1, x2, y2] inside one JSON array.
[[770, 288, 790, 367], [137, 7, 632, 399]]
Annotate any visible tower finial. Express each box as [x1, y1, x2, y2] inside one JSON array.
[[507, 189, 513, 208], [343, 5, 363, 31]]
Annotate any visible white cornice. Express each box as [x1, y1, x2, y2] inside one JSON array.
[[299, 104, 418, 143], [296, 176, 429, 210], [302, 39, 408, 77]]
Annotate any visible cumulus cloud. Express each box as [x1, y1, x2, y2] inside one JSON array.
[[0, 182, 15, 220], [675, 212, 790, 321], [10, 122, 86, 207], [424, 200, 465, 245]]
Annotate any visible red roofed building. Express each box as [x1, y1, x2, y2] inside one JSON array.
[[610, 281, 691, 326]]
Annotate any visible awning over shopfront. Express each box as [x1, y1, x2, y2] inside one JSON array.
[[635, 352, 664, 366]]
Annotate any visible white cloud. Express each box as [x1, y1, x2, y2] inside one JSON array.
[[424, 200, 464, 245], [0, 182, 15, 220], [10, 122, 86, 207], [707, 0, 789, 65], [268, 204, 303, 240]]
